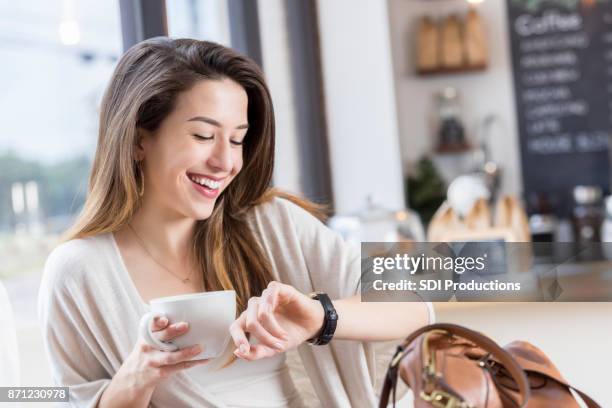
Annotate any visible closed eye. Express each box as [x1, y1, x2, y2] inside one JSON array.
[[193, 134, 213, 141], [193, 133, 244, 146]]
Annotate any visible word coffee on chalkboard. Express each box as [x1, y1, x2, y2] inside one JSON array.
[[507, 0, 610, 216]]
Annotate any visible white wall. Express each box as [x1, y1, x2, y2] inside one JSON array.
[[387, 0, 523, 196], [316, 0, 406, 214], [258, 0, 303, 195], [260, 0, 522, 209]]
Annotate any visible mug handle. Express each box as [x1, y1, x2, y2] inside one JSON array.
[[138, 311, 179, 352]]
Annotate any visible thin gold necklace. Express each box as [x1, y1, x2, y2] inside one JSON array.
[[127, 222, 192, 284]]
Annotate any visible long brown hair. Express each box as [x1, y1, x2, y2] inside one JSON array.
[[64, 38, 325, 314]]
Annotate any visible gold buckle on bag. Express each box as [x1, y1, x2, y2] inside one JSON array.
[[419, 390, 474, 408], [390, 349, 406, 367]]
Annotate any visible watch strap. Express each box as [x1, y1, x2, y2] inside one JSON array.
[[307, 292, 338, 346]]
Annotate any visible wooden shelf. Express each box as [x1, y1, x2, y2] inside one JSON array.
[[417, 64, 487, 77]]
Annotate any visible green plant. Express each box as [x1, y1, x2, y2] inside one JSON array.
[[406, 157, 447, 227]]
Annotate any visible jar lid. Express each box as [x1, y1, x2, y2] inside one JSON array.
[[573, 185, 602, 205]]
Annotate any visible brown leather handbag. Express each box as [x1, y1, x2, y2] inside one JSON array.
[[379, 323, 600, 408]]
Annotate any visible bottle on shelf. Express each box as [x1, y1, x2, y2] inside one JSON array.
[[572, 185, 604, 244], [601, 196, 612, 259], [602, 196, 612, 242], [434, 87, 470, 153]]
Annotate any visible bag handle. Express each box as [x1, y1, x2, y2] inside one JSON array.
[[569, 386, 601, 408], [514, 369, 601, 408], [489, 345, 601, 408], [379, 323, 531, 408]]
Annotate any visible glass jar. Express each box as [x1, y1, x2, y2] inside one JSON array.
[[434, 87, 469, 153], [572, 185, 604, 243]]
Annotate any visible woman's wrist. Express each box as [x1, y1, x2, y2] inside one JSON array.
[[306, 293, 338, 345], [307, 298, 326, 340], [100, 367, 155, 408]]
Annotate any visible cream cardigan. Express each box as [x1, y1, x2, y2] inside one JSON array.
[[38, 197, 432, 407]]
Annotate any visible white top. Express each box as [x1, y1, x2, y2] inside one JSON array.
[[187, 349, 300, 408], [115, 232, 305, 408], [38, 197, 434, 407]]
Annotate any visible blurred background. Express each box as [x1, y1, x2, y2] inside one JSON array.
[[1, 0, 611, 406]]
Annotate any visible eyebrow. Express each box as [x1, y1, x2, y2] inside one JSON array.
[[187, 116, 249, 130]]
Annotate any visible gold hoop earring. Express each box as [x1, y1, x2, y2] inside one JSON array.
[[137, 162, 145, 197]]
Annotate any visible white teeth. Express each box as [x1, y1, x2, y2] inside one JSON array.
[[189, 175, 221, 189]]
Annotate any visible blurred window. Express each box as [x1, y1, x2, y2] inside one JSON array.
[[0, 0, 243, 386], [166, 0, 231, 45], [0, 0, 121, 318]]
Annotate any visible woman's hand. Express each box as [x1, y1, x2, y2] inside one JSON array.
[[99, 316, 209, 407], [120, 316, 210, 388], [229, 281, 325, 361]]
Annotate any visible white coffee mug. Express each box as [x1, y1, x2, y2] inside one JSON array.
[[138, 290, 236, 360]]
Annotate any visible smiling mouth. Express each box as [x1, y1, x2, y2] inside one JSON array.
[[187, 173, 222, 190]]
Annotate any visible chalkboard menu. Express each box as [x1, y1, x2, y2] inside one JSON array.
[[507, 0, 611, 216]]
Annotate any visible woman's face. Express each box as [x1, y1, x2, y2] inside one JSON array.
[[137, 78, 248, 220]]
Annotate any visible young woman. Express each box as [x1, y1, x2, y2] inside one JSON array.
[[38, 38, 432, 408]]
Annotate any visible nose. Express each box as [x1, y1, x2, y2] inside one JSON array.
[[207, 137, 233, 172]]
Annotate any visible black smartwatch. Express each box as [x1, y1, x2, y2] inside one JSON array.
[[307, 292, 338, 346]]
